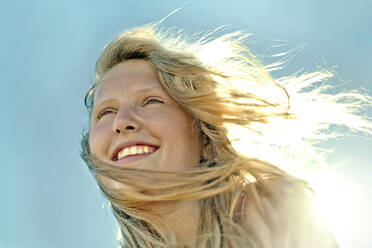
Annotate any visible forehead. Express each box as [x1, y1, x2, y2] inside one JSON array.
[[93, 60, 162, 104]]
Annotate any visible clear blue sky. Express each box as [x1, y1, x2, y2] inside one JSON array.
[[1, 1, 371, 247]]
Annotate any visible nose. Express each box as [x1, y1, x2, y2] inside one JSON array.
[[112, 108, 140, 135]]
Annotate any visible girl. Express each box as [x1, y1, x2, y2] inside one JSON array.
[[81, 23, 370, 247]]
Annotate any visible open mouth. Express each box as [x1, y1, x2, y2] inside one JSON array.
[[112, 144, 159, 161]]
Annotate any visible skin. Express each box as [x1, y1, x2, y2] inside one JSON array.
[[88, 59, 201, 245], [89, 59, 202, 173]]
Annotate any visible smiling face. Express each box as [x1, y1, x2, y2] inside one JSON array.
[[88, 59, 202, 174]]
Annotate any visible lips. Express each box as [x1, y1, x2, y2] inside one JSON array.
[[111, 141, 159, 161]]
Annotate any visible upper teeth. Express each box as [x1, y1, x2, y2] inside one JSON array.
[[117, 145, 156, 160]]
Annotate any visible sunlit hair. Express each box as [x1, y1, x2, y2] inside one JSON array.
[[81, 23, 372, 247]]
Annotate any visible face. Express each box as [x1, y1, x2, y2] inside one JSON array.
[[89, 60, 202, 176]]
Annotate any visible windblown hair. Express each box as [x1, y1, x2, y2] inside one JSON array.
[[81, 24, 372, 247]]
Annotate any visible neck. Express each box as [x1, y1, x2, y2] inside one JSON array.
[[145, 199, 200, 246]]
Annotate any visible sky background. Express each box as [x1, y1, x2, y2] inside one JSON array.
[[1, 0, 371, 247]]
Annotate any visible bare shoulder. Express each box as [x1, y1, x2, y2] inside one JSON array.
[[241, 177, 339, 248]]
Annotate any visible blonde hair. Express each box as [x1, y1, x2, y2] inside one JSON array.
[[81, 23, 372, 247]]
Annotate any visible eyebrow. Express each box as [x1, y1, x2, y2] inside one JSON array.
[[93, 86, 164, 108]]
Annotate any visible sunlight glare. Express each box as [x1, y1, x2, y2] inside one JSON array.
[[228, 124, 364, 244]]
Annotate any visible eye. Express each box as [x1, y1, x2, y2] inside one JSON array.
[[97, 108, 116, 120], [144, 97, 164, 106]]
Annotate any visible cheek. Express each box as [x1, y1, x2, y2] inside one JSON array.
[[176, 113, 200, 148], [168, 129, 202, 169], [159, 112, 202, 166], [148, 110, 195, 141], [88, 123, 112, 158]]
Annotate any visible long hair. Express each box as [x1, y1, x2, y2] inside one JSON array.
[[81, 24, 372, 247]]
